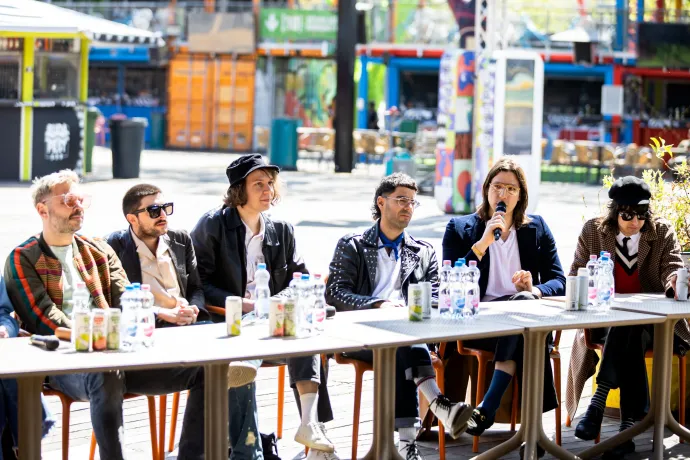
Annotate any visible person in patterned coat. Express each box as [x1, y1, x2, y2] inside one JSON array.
[[567, 176, 690, 459]]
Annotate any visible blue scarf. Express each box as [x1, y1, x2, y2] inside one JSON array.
[[378, 226, 404, 261]]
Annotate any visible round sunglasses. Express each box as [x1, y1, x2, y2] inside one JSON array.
[[131, 203, 174, 219]]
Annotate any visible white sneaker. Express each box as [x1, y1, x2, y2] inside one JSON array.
[[398, 441, 425, 460], [294, 422, 335, 453], [227, 361, 258, 388], [429, 395, 473, 439], [305, 448, 341, 460]]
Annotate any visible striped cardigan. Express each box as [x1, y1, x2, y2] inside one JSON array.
[[3, 233, 129, 335], [565, 217, 690, 420]]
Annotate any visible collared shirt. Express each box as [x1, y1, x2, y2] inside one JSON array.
[[49, 244, 84, 315], [131, 229, 180, 303], [616, 231, 641, 256], [484, 227, 522, 301], [371, 238, 403, 302], [244, 214, 266, 298]]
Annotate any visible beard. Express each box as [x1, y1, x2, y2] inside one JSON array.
[[139, 222, 167, 239], [53, 211, 83, 234]]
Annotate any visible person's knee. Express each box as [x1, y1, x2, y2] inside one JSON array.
[[287, 355, 320, 386], [86, 372, 124, 400]]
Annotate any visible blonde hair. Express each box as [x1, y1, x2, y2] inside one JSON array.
[[31, 169, 80, 206]]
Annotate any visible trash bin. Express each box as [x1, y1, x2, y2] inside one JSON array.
[[269, 118, 300, 170], [84, 107, 100, 173], [110, 117, 147, 179], [150, 112, 165, 150]]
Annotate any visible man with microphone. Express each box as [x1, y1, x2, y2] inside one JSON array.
[[442, 158, 565, 457]]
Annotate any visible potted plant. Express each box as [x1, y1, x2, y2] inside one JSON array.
[[602, 137, 690, 264]]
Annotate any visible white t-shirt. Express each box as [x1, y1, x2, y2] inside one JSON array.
[[371, 240, 403, 302], [244, 215, 266, 298], [50, 244, 85, 315], [483, 228, 522, 301]]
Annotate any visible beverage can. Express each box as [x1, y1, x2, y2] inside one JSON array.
[[225, 296, 242, 336], [419, 282, 432, 319], [283, 298, 297, 337], [106, 309, 121, 350], [91, 310, 107, 351], [73, 311, 92, 352], [269, 297, 285, 337], [577, 268, 589, 311], [677, 268, 689, 301], [408, 284, 424, 322], [565, 276, 579, 311]]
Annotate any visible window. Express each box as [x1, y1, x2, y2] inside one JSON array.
[[33, 52, 80, 100], [0, 53, 21, 100], [124, 67, 167, 107]]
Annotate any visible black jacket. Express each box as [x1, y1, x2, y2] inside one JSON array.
[[326, 222, 439, 311], [106, 228, 209, 324], [190, 205, 308, 309], [442, 213, 566, 299]]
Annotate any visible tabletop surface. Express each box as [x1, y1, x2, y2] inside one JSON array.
[[611, 293, 690, 319]]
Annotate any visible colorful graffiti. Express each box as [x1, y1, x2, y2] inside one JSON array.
[[435, 49, 475, 214], [284, 59, 337, 128]]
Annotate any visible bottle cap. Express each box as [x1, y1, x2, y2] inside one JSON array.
[[443, 260, 451, 266], [293, 272, 302, 279], [132, 283, 141, 289], [469, 260, 477, 267], [301, 274, 310, 280], [314, 274, 322, 279], [590, 255, 598, 260], [257, 263, 267, 270], [76, 281, 86, 289], [141, 284, 151, 291], [125, 285, 134, 291]]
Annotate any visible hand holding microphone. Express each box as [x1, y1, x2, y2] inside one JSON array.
[[493, 201, 507, 241]]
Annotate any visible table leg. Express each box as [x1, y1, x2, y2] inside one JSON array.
[[475, 331, 580, 460], [204, 363, 229, 459], [363, 347, 403, 460], [18, 375, 43, 460]]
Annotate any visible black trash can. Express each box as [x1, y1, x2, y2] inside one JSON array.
[[109, 117, 147, 179]]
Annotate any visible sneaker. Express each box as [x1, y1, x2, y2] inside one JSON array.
[[227, 361, 259, 388], [294, 422, 335, 453], [466, 407, 496, 436], [398, 441, 425, 460], [305, 449, 341, 460], [429, 395, 473, 439]]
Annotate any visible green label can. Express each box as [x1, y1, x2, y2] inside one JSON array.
[[106, 309, 121, 350], [226, 296, 242, 336], [72, 311, 92, 352], [269, 297, 285, 337], [408, 284, 424, 322], [283, 299, 297, 337]]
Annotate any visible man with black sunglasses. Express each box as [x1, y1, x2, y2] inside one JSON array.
[[568, 176, 690, 458]]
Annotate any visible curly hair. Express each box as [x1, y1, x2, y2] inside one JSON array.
[[223, 168, 282, 208], [598, 201, 653, 234], [371, 173, 418, 220]]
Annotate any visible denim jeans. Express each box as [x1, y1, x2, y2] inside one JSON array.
[[229, 383, 262, 460], [0, 379, 53, 459], [342, 343, 435, 428]]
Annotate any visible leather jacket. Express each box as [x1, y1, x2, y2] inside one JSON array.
[[190, 205, 308, 309], [326, 222, 439, 311]]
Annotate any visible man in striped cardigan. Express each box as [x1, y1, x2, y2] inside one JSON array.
[[3, 170, 207, 460]]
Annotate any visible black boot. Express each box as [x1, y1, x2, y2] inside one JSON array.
[[575, 405, 605, 441], [602, 439, 635, 459], [465, 407, 495, 436]]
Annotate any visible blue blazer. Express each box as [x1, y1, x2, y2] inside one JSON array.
[[442, 213, 566, 299]]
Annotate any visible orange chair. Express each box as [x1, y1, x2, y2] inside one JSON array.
[[458, 330, 562, 453], [567, 329, 686, 445]]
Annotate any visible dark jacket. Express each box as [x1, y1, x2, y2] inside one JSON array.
[[326, 222, 439, 311], [442, 213, 566, 299], [190, 206, 308, 309], [106, 228, 209, 324]]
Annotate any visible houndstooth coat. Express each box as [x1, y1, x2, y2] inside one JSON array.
[[565, 217, 690, 421]]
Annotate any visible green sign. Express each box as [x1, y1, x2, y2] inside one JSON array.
[[259, 8, 337, 41]]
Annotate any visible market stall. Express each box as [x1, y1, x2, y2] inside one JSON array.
[[0, 0, 163, 181]]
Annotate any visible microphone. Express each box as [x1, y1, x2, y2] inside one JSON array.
[[494, 201, 507, 241], [30, 335, 60, 351], [326, 305, 336, 318]]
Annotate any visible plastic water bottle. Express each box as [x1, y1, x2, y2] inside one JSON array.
[[312, 274, 327, 332], [597, 256, 614, 309], [465, 261, 481, 316], [254, 263, 271, 320], [451, 259, 466, 319], [602, 252, 615, 298], [438, 260, 453, 318], [586, 255, 599, 308], [299, 274, 314, 335], [120, 285, 140, 351], [140, 284, 156, 347]]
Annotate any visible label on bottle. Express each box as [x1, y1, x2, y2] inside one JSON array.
[[92, 311, 107, 351], [73, 312, 92, 352], [106, 310, 120, 350], [439, 293, 451, 314]]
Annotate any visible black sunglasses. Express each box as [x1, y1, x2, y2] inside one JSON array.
[[619, 210, 649, 221], [132, 203, 174, 219]]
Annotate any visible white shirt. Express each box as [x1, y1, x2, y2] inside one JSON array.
[[244, 214, 266, 298], [616, 231, 641, 255], [49, 244, 85, 316], [371, 239, 403, 302], [131, 229, 181, 303], [483, 227, 522, 301]]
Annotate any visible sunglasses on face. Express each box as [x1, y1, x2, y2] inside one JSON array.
[[132, 203, 174, 219], [619, 210, 649, 221], [42, 193, 92, 209]]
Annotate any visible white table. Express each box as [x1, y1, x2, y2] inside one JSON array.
[[328, 308, 527, 460], [472, 300, 665, 460], [578, 294, 690, 460], [0, 322, 366, 460]]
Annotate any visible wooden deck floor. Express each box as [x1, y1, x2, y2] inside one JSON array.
[[40, 330, 690, 459]]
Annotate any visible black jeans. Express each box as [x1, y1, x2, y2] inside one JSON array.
[[342, 343, 436, 428], [459, 291, 559, 413], [596, 324, 688, 420]]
